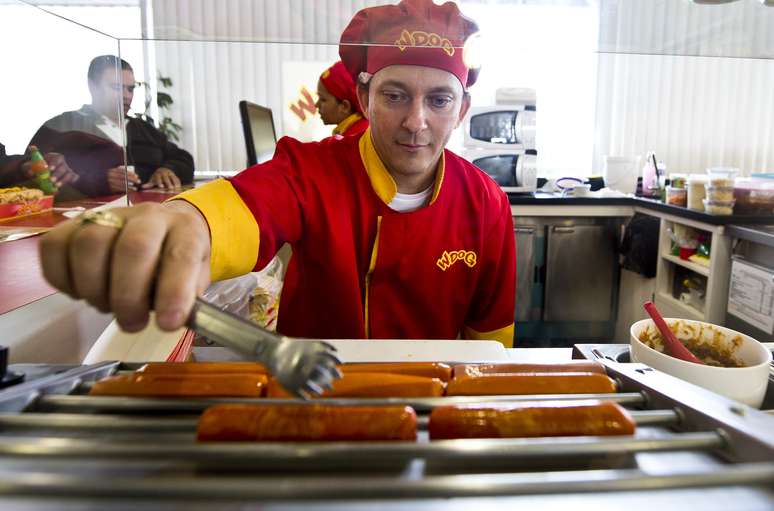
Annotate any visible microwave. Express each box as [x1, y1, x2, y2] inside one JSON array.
[[463, 149, 537, 193], [462, 105, 536, 151]]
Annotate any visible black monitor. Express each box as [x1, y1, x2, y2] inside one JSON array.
[[239, 100, 277, 166]]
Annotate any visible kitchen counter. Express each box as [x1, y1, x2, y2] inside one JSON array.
[[508, 193, 774, 225], [727, 224, 774, 248]]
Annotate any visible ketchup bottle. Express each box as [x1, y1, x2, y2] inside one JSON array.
[[27, 146, 57, 195]]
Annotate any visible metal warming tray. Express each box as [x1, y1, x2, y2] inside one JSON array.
[[0, 354, 771, 510]]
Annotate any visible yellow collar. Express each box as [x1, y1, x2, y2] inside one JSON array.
[[332, 113, 363, 136], [357, 127, 445, 207]]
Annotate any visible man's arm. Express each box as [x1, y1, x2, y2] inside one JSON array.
[[40, 200, 211, 332], [39, 137, 306, 331], [462, 193, 516, 348], [135, 119, 194, 185], [173, 137, 306, 280]]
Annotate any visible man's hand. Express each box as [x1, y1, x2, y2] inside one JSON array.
[[144, 167, 182, 190], [44, 153, 79, 187], [39, 201, 212, 332], [107, 165, 141, 193]]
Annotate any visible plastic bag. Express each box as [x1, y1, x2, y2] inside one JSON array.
[[667, 224, 699, 250], [201, 273, 259, 319], [249, 256, 285, 331]]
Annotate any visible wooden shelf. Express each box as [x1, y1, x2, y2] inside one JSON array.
[[661, 253, 710, 277], [655, 292, 705, 321]]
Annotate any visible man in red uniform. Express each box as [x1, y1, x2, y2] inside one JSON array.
[[316, 61, 369, 137], [39, 0, 516, 347]]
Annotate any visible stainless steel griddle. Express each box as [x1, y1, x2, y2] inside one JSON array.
[[0, 351, 771, 510]]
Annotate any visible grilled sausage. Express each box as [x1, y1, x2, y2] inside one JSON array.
[[89, 373, 267, 397], [340, 362, 453, 382], [138, 363, 451, 383], [445, 372, 616, 396], [429, 401, 635, 439], [453, 361, 606, 379], [138, 362, 268, 374], [267, 372, 446, 398], [197, 404, 417, 441]]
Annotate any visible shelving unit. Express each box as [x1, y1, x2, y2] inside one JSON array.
[[656, 291, 704, 321], [660, 253, 710, 277], [654, 216, 732, 324]]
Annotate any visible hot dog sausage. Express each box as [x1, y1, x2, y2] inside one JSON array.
[[197, 404, 417, 441], [340, 362, 452, 381], [453, 361, 606, 379], [445, 372, 616, 396], [138, 362, 268, 374], [267, 372, 445, 398], [429, 400, 635, 439], [89, 373, 267, 398]]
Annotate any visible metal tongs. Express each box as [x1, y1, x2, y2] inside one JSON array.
[[187, 297, 342, 398]]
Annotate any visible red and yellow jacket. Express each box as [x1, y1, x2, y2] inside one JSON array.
[[176, 129, 515, 347]]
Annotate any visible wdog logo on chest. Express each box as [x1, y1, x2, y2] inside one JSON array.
[[436, 250, 477, 271]]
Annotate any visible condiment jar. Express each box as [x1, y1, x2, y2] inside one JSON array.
[[687, 174, 708, 211], [666, 186, 687, 207]]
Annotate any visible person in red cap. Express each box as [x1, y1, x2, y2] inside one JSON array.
[[316, 61, 369, 137], [39, 0, 516, 349]]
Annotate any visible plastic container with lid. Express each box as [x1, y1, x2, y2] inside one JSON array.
[[665, 186, 687, 207], [734, 177, 774, 215], [703, 198, 735, 215], [687, 174, 708, 211], [669, 174, 687, 189], [704, 185, 734, 202], [706, 167, 738, 188]]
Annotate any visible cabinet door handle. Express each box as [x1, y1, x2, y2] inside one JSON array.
[[553, 226, 575, 234], [514, 227, 535, 234]]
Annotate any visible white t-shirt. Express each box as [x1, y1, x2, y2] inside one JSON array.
[[388, 185, 433, 212], [95, 114, 129, 147]]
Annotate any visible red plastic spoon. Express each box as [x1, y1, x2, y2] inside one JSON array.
[[643, 301, 705, 365]]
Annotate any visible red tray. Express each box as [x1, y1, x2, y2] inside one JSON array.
[[0, 195, 54, 221]]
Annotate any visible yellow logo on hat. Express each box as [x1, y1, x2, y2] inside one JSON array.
[[395, 29, 455, 56], [436, 250, 477, 271]]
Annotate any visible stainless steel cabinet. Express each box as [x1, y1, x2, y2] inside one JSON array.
[[512, 216, 623, 345], [544, 223, 616, 322], [514, 221, 541, 322]]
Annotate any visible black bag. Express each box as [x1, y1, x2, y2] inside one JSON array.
[[620, 213, 660, 278]]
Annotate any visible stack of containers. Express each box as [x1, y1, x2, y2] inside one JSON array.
[[703, 168, 738, 215]]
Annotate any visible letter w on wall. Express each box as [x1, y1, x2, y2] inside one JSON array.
[[289, 87, 317, 121]]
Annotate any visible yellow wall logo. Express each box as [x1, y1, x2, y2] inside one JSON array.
[[395, 29, 455, 56], [436, 250, 477, 271]]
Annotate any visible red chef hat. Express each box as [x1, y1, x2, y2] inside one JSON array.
[[339, 0, 481, 90], [320, 61, 363, 114]]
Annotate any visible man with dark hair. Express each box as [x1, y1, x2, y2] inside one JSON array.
[[40, 0, 516, 348], [29, 55, 194, 197]]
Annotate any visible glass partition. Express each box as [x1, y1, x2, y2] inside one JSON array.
[[1, 0, 773, 219], [0, 0, 133, 224]]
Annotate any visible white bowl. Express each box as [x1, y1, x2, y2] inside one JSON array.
[[630, 318, 772, 408]]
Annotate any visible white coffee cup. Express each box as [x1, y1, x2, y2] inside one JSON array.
[[571, 184, 592, 197]]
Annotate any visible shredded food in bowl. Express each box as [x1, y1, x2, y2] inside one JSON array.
[[637, 321, 745, 368]]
